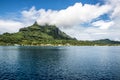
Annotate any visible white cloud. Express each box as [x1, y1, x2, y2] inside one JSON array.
[[92, 20, 114, 29], [0, 20, 24, 34], [36, 3, 111, 27], [107, 0, 120, 18], [21, 6, 40, 26], [110, 0, 120, 31]]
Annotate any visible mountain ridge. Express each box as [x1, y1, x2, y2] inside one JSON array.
[[0, 22, 120, 46], [19, 22, 74, 40], [0, 22, 76, 45]]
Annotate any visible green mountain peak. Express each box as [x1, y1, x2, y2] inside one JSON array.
[[0, 22, 75, 45], [19, 22, 73, 40]]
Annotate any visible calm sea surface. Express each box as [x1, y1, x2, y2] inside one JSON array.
[[0, 46, 120, 80]]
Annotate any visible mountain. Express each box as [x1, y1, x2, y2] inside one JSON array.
[[0, 22, 120, 46], [0, 22, 75, 45], [93, 39, 120, 45], [19, 22, 74, 40]]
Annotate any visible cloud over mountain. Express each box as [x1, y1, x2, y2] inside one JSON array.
[[0, 0, 120, 40]]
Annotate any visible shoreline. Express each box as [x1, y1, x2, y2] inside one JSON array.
[[0, 44, 120, 46]]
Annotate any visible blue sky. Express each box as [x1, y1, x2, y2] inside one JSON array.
[[0, 0, 120, 40], [0, 0, 103, 16]]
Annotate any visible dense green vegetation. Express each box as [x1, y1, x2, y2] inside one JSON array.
[[0, 22, 120, 46]]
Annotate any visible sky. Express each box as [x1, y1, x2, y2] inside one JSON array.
[[0, 0, 120, 40]]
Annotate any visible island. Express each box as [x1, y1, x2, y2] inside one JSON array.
[[0, 22, 120, 46]]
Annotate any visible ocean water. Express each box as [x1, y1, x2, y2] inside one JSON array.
[[0, 46, 120, 80]]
